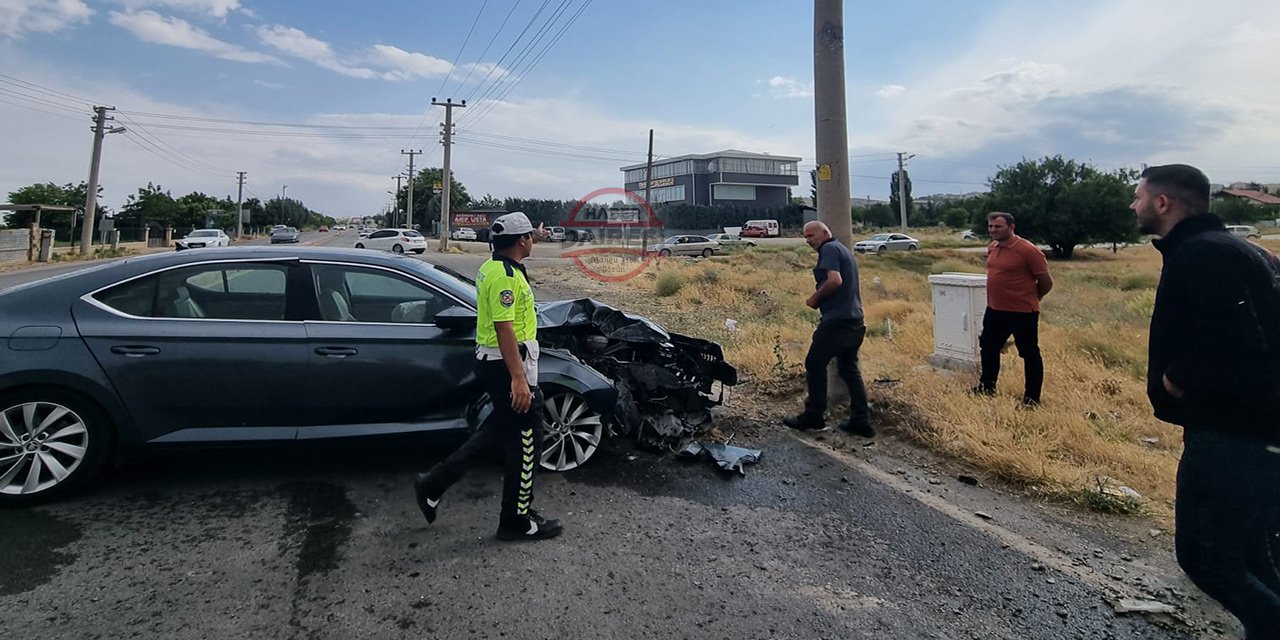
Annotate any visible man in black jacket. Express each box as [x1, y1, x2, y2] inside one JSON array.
[[1135, 164, 1280, 638]]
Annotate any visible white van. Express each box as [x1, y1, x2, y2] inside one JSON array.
[[743, 219, 780, 237]]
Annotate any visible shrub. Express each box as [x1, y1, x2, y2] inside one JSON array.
[[655, 271, 685, 297]]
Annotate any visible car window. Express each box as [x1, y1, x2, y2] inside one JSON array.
[[312, 264, 454, 324], [401, 230, 423, 238], [370, 230, 395, 239], [692, 236, 709, 242], [870, 234, 891, 241], [94, 263, 288, 320]]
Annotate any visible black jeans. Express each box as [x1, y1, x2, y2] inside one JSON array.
[[978, 308, 1043, 402], [803, 319, 870, 423], [1176, 429, 1280, 639], [420, 360, 544, 525]]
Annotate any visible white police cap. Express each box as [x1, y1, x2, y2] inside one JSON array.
[[490, 211, 534, 236]]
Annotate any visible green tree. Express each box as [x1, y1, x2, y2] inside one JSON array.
[[857, 203, 897, 228], [4, 181, 98, 229], [400, 167, 471, 228], [988, 156, 1139, 259], [118, 183, 181, 230], [1211, 197, 1275, 224], [889, 171, 913, 226]]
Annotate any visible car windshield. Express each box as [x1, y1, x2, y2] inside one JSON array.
[[401, 230, 422, 237], [868, 234, 892, 241], [188, 230, 218, 237], [662, 236, 680, 244]]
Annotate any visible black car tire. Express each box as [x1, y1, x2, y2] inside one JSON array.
[[355, 243, 365, 249], [701, 248, 713, 258], [539, 386, 605, 472], [0, 388, 112, 507], [392, 244, 405, 254], [908, 244, 919, 251], [877, 245, 887, 255], [659, 249, 671, 257]]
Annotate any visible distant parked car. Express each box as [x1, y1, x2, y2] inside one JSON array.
[[175, 229, 230, 251], [319, 226, 329, 233], [357, 228, 428, 254], [707, 233, 756, 247], [450, 227, 477, 241], [269, 227, 300, 244], [854, 233, 920, 254], [960, 230, 979, 241], [649, 235, 720, 258], [547, 226, 567, 242], [1227, 225, 1261, 239], [565, 228, 595, 243], [740, 225, 768, 238]]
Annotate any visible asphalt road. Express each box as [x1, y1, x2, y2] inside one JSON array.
[[0, 238, 1236, 639]]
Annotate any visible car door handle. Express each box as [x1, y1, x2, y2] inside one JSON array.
[[110, 346, 161, 357], [315, 347, 358, 357]]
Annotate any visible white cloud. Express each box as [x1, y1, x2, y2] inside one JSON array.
[[253, 79, 282, 90], [368, 44, 452, 80], [115, 0, 240, 19], [109, 10, 279, 63], [458, 61, 510, 82], [257, 25, 377, 79], [0, 0, 92, 38], [765, 75, 813, 99], [876, 84, 906, 98]]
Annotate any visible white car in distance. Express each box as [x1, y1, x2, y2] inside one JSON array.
[[355, 228, 428, 254], [450, 227, 478, 241], [175, 229, 231, 251]]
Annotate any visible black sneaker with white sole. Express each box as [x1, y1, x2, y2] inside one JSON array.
[[497, 515, 564, 541], [413, 473, 441, 524]]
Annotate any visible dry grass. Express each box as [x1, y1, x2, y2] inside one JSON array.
[[545, 238, 1279, 521]]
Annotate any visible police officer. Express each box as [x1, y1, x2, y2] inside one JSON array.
[[414, 212, 562, 541]]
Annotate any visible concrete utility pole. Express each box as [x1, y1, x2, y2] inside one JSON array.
[[896, 151, 914, 232], [81, 106, 123, 255], [643, 129, 655, 205], [235, 171, 246, 239], [813, 0, 852, 247], [280, 184, 288, 224], [392, 174, 405, 227], [432, 97, 466, 251], [814, 0, 853, 407], [401, 149, 421, 231]]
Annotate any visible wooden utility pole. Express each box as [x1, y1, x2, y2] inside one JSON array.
[[432, 98, 466, 250], [814, 1, 851, 247]]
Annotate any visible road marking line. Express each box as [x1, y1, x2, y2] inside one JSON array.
[[795, 437, 1170, 605]]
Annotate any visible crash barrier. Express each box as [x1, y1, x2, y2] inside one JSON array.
[[0, 228, 30, 263]]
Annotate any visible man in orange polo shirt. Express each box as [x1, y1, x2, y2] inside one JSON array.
[[973, 212, 1054, 405]]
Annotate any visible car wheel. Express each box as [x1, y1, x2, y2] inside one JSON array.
[[392, 244, 405, 254], [355, 243, 365, 249], [659, 249, 671, 257], [908, 244, 919, 251], [877, 245, 887, 255], [414, 248, 426, 254], [701, 248, 713, 258], [540, 387, 604, 472], [0, 388, 112, 506], [1250, 234, 1260, 239]]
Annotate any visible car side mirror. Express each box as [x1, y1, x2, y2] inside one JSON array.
[[435, 305, 478, 331]]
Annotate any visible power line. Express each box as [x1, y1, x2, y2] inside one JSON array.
[[0, 74, 97, 107], [462, 0, 557, 104], [433, 0, 490, 99]]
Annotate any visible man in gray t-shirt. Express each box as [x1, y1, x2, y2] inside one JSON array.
[[783, 221, 873, 436]]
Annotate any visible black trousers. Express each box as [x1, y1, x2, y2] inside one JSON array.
[[978, 308, 1043, 402], [420, 360, 543, 525], [1176, 429, 1280, 639], [803, 319, 870, 423]]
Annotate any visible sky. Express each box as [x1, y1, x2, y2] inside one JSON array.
[[2, 0, 1279, 217]]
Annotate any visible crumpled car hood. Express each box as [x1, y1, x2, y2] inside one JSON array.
[[536, 298, 737, 448]]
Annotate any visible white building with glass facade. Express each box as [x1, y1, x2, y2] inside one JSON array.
[[621, 150, 800, 207]]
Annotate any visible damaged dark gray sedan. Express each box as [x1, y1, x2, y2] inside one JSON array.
[[0, 247, 736, 505]]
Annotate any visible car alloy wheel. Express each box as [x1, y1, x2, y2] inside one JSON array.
[[0, 390, 110, 505], [392, 244, 405, 254], [877, 245, 887, 255], [539, 389, 604, 472], [659, 249, 671, 257], [908, 244, 919, 251], [701, 248, 713, 258]]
